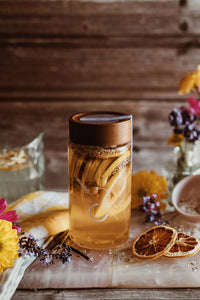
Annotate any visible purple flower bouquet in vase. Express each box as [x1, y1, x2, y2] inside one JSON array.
[[164, 66, 200, 201]]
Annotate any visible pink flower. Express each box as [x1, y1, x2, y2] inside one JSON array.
[[0, 198, 21, 234], [187, 96, 200, 116]]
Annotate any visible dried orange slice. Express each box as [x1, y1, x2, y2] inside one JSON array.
[[164, 232, 200, 258], [132, 225, 177, 260]]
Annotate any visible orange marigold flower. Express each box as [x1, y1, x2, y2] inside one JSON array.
[[131, 170, 168, 209], [167, 133, 184, 146], [179, 65, 200, 95]]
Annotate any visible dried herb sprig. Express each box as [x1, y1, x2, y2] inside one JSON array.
[[48, 230, 91, 262], [19, 234, 45, 257], [19, 231, 91, 266], [140, 194, 169, 225]]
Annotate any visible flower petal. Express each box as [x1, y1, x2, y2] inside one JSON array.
[[131, 170, 168, 209], [0, 198, 7, 214], [0, 210, 19, 222], [12, 225, 21, 234], [187, 96, 200, 115]]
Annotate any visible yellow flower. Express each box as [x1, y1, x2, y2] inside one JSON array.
[[168, 133, 184, 146], [131, 170, 168, 209], [179, 65, 200, 95], [0, 219, 19, 274]]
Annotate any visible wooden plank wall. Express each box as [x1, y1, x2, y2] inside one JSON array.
[[0, 0, 200, 189]]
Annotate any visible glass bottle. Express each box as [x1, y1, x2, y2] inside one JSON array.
[[68, 112, 133, 249]]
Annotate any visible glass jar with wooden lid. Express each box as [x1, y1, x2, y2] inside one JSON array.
[[68, 112, 132, 249]]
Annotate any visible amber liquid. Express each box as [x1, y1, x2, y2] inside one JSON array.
[[68, 144, 131, 249]]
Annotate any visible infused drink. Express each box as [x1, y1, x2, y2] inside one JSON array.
[[68, 112, 132, 249]]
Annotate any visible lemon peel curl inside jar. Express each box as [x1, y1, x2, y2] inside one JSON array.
[[68, 112, 133, 249]]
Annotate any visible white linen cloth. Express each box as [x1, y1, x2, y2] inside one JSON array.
[[0, 191, 69, 300]]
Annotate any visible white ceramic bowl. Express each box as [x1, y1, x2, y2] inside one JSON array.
[[172, 174, 200, 223]]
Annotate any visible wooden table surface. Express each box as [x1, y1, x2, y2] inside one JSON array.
[[12, 288, 200, 299]]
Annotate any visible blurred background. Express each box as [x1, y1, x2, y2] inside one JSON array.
[[0, 0, 199, 190]]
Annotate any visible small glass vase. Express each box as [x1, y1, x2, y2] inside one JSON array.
[[0, 132, 45, 204], [163, 139, 200, 204]]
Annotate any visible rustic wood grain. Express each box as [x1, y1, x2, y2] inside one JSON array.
[[0, 0, 200, 101], [0, 0, 180, 37], [0, 44, 199, 100], [0, 0, 179, 16], [180, 0, 200, 34], [12, 288, 200, 299], [1, 35, 199, 48]]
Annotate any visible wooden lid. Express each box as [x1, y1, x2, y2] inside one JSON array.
[[69, 111, 132, 147]]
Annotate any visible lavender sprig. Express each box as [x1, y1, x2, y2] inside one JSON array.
[[19, 234, 45, 257], [140, 194, 168, 225], [18, 232, 90, 266]]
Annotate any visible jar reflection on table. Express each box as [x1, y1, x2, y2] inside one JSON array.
[[68, 112, 132, 250]]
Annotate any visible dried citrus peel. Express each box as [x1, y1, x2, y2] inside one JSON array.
[[132, 226, 200, 260], [164, 232, 200, 258], [132, 225, 177, 260]]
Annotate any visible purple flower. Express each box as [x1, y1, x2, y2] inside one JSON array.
[[145, 214, 156, 223], [62, 255, 72, 265], [140, 194, 168, 225], [169, 105, 200, 144], [180, 106, 196, 125], [183, 123, 200, 143], [154, 219, 169, 226], [169, 108, 183, 127], [41, 254, 53, 266], [141, 194, 160, 214]]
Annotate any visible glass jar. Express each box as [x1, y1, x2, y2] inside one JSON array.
[[0, 132, 45, 204], [68, 112, 132, 249]]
